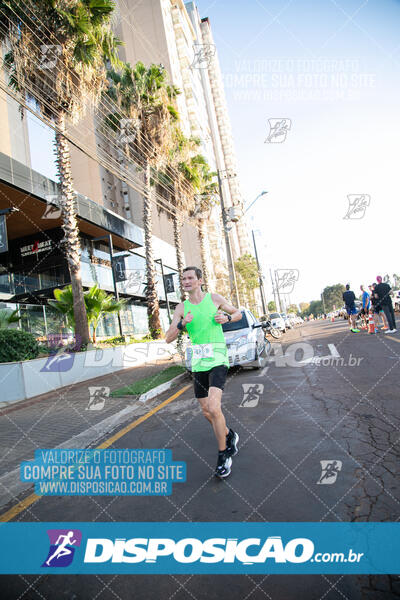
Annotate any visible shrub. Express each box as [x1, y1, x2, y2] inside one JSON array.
[[0, 329, 39, 363]]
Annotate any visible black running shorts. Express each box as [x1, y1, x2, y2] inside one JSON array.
[[193, 365, 228, 398]]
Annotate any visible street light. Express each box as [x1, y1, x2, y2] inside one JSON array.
[[242, 191, 268, 217], [240, 192, 269, 315], [217, 169, 240, 306]]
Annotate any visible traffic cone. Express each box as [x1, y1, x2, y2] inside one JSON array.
[[368, 310, 375, 334]]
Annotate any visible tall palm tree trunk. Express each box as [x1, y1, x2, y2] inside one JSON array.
[[55, 113, 90, 346], [172, 211, 186, 300], [143, 161, 161, 337], [197, 219, 210, 292]]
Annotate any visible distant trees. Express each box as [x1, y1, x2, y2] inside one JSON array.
[[286, 304, 299, 315], [322, 284, 345, 312]]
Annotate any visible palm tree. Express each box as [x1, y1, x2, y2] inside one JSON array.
[[50, 284, 125, 343], [179, 154, 217, 291], [0, 0, 122, 346], [84, 285, 126, 343], [103, 61, 178, 337]]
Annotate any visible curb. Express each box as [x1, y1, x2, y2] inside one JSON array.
[[139, 372, 190, 403], [115, 371, 191, 403]]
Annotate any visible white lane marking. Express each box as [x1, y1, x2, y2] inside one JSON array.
[[300, 343, 341, 365], [258, 366, 270, 377], [328, 344, 340, 358]]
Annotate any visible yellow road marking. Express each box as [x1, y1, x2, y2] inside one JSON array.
[[0, 384, 191, 522], [97, 384, 191, 449]]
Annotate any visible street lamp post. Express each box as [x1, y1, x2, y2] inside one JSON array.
[[321, 291, 326, 314], [252, 229, 267, 315], [274, 270, 283, 313], [241, 191, 268, 315], [217, 169, 239, 306]]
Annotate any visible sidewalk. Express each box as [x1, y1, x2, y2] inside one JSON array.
[[0, 356, 188, 499]]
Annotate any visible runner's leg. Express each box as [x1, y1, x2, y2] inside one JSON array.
[[198, 389, 228, 450]]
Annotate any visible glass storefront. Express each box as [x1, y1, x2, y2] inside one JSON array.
[[0, 229, 179, 340], [1, 301, 171, 340]]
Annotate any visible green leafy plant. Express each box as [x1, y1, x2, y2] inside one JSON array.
[[84, 285, 126, 343], [0, 308, 20, 329], [49, 285, 126, 343], [0, 330, 39, 363]]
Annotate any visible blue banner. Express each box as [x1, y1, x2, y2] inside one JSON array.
[[0, 522, 399, 574]]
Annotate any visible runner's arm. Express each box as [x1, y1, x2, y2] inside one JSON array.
[[212, 294, 242, 324], [165, 303, 186, 343]]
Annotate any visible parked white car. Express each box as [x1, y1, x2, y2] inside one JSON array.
[[269, 312, 286, 333], [280, 313, 293, 329], [185, 308, 271, 370]]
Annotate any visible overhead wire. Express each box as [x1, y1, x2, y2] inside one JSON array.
[[2, 0, 198, 200]]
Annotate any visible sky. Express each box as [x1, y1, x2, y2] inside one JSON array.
[[196, 0, 400, 306], [27, 0, 400, 308]]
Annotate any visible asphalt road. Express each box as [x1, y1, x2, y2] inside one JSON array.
[[1, 318, 400, 599]]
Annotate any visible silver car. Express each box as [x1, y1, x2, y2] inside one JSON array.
[[185, 309, 271, 370], [223, 309, 271, 369], [269, 312, 286, 333]]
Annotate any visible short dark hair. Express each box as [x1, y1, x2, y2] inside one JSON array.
[[183, 266, 202, 279], [345, 284, 350, 290]]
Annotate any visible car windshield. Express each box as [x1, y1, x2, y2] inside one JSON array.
[[270, 313, 280, 319], [222, 311, 249, 332]]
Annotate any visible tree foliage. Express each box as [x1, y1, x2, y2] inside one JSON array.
[[322, 284, 345, 312], [299, 302, 310, 313], [49, 285, 126, 343], [286, 304, 299, 315]]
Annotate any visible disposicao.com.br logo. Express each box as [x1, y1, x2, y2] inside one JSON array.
[[2, 522, 394, 575], [83, 535, 363, 566]]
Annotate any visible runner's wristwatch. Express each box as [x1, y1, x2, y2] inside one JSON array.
[[226, 314, 232, 322], [177, 320, 185, 331]]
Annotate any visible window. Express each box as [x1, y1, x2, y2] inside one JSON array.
[[222, 311, 249, 332]]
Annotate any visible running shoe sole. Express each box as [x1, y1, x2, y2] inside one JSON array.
[[215, 457, 232, 479]]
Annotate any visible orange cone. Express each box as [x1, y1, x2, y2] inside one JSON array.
[[368, 310, 375, 334]]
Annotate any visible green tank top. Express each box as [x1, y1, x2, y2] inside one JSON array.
[[184, 293, 229, 372]]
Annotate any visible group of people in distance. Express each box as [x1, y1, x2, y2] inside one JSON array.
[[343, 276, 397, 334]]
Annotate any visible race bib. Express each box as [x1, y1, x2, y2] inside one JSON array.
[[192, 344, 214, 360]]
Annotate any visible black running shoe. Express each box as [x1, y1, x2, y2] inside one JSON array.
[[226, 428, 239, 457], [215, 451, 232, 479]]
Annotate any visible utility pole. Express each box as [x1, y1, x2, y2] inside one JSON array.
[[252, 229, 267, 315], [274, 270, 283, 312], [321, 291, 326, 314], [270, 268, 278, 311], [217, 170, 239, 306]]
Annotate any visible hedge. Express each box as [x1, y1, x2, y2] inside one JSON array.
[[0, 329, 39, 363]]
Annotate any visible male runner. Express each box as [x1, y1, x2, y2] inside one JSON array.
[[342, 284, 359, 333], [375, 275, 397, 333], [165, 266, 242, 478], [360, 285, 370, 329]]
